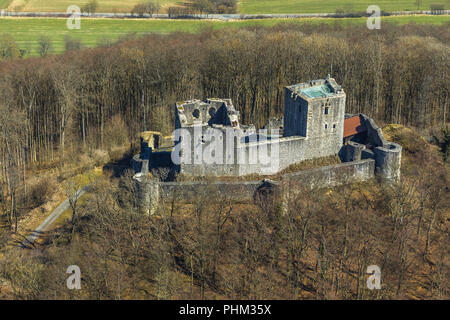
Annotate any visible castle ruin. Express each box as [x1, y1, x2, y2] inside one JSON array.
[[132, 76, 402, 213]]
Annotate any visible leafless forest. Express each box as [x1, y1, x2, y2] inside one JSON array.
[[0, 22, 449, 299]]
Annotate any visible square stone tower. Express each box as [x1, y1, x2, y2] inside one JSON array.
[[283, 76, 346, 157]]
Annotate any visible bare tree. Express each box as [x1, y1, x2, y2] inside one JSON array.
[[37, 36, 52, 57]]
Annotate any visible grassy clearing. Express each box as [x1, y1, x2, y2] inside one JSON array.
[[1, 15, 448, 56], [239, 0, 447, 14], [51, 195, 87, 229]]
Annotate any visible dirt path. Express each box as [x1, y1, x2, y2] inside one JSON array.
[[20, 185, 91, 249]]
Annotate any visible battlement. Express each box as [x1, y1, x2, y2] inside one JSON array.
[[175, 98, 240, 129]]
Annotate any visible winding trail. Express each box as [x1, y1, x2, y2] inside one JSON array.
[[20, 185, 92, 249]]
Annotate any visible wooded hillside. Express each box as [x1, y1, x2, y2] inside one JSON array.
[[0, 22, 448, 300]]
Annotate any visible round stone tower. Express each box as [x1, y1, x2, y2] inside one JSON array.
[[133, 172, 160, 215], [374, 142, 402, 182]]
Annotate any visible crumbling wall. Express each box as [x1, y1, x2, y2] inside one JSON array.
[[342, 141, 365, 162], [360, 114, 388, 147], [281, 159, 375, 194], [342, 114, 402, 182], [131, 154, 150, 175], [137, 159, 375, 213]]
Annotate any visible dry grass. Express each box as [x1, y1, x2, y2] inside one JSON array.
[[175, 155, 341, 182], [276, 154, 341, 176], [383, 123, 444, 175], [5, 0, 176, 13]]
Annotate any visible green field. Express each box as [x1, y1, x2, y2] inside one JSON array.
[[0, 0, 13, 9], [239, 0, 447, 14], [1, 15, 448, 56]]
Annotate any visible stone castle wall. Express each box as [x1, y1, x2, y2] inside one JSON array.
[[176, 129, 348, 177], [137, 159, 375, 212], [341, 114, 402, 182]]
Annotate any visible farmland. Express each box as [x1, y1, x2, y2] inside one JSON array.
[[3, 0, 173, 13], [1, 15, 449, 56], [0, 0, 447, 13], [239, 0, 446, 14]]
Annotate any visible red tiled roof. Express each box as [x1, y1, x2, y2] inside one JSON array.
[[344, 116, 366, 138]]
